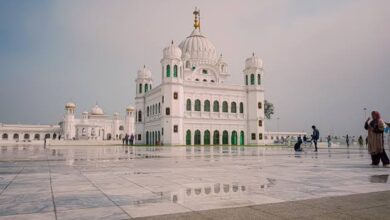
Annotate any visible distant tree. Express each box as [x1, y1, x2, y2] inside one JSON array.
[[264, 100, 274, 120]]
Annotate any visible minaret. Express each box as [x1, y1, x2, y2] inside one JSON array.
[[160, 40, 184, 145], [244, 53, 265, 145], [63, 102, 76, 140], [134, 66, 152, 144], [125, 105, 135, 136]]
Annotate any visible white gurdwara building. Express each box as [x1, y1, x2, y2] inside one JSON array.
[[60, 102, 135, 140], [134, 9, 265, 146]]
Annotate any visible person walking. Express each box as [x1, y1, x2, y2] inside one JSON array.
[[346, 135, 350, 147], [312, 125, 320, 152], [130, 134, 134, 146], [327, 135, 332, 148], [364, 111, 390, 167], [358, 135, 364, 147]]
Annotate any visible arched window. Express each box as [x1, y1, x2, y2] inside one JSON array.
[[213, 101, 219, 112], [147, 106, 149, 117], [195, 99, 201, 111], [186, 130, 191, 145], [145, 84, 148, 93], [139, 84, 142, 93], [24, 134, 30, 140], [250, 74, 255, 85], [204, 100, 210, 112], [204, 130, 210, 145], [119, 126, 124, 131], [231, 102, 237, 113], [240, 102, 244, 113], [2, 133, 8, 140], [158, 103, 161, 114], [258, 102, 262, 109], [213, 130, 220, 145], [45, 133, 50, 139], [166, 65, 171, 77], [138, 110, 142, 122], [245, 75, 248, 85], [258, 120, 262, 127], [257, 74, 261, 85], [194, 130, 201, 145], [186, 99, 191, 111], [222, 101, 228, 113], [34, 134, 40, 140], [13, 133, 19, 140], [174, 65, 178, 77], [146, 131, 149, 145]]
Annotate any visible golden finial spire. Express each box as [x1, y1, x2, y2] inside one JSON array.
[[193, 7, 200, 29]]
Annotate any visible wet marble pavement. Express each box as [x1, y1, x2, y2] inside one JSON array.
[[0, 144, 389, 219]]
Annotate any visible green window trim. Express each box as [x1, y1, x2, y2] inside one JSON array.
[[231, 102, 237, 113], [186, 99, 191, 111], [204, 130, 210, 145], [250, 74, 255, 85], [166, 65, 171, 77], [222, 101, 228, 113], [144, 84, 148, 93], [213, 101, 219, 112], [204, 100, 210, 112], [174, 65, 178, 77], [257, 74, 261, 85], [239, 102, 244, 113], [195, 99, 201, 111]]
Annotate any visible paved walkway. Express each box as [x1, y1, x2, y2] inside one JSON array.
[[0, 144, 389, 219], [135, 190, 390, 220]]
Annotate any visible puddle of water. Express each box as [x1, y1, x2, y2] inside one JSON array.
[[369, 174, 389, 183]]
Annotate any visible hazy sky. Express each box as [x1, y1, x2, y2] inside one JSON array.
[[0, 0, 389, 137]]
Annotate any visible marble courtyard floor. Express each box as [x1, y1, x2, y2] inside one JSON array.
[[0, 144, 389, 219]]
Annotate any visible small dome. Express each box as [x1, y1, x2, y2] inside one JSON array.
[[65, 102, 76, 109], [179, 29, 218, 64], [137, 66, 152, 79], [90, 105, 104, 115], [126, 105, 135, 111], [245, 53, 263, 69], [163, 41, 182, 59]]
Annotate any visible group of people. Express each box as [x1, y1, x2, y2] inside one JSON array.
[[294, 125, 320, 152], [122, 134, 135, 146], [293, 110, 389, 168]]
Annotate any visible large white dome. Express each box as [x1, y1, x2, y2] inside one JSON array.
[[90, 105, 104, 115], [179, 29, 218, 64]]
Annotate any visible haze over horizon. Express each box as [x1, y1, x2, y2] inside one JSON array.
[[0, 0, 389, 137]]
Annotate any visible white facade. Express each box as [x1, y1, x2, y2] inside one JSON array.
[[0, 123, 61, 143], [60, 102, 135, 140], [134, 9, 266, 146], [0, 103, 135, 143]]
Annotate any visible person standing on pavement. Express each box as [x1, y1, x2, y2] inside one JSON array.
[[312, 125, 320, 152], [346, 135, 350, 147], [364, 111, 390, 167]]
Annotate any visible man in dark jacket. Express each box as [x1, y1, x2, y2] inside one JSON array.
[[312, 125, 320, 152]]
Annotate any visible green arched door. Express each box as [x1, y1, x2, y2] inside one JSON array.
[[204, 130, 210, 145], [240, 131, 245, 145], [231, 131, 237, 145], [194, 130, 201, 145], [222, 131, 229, 145], [213, 131, 220, 145], [186, 130, 191, 145]]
